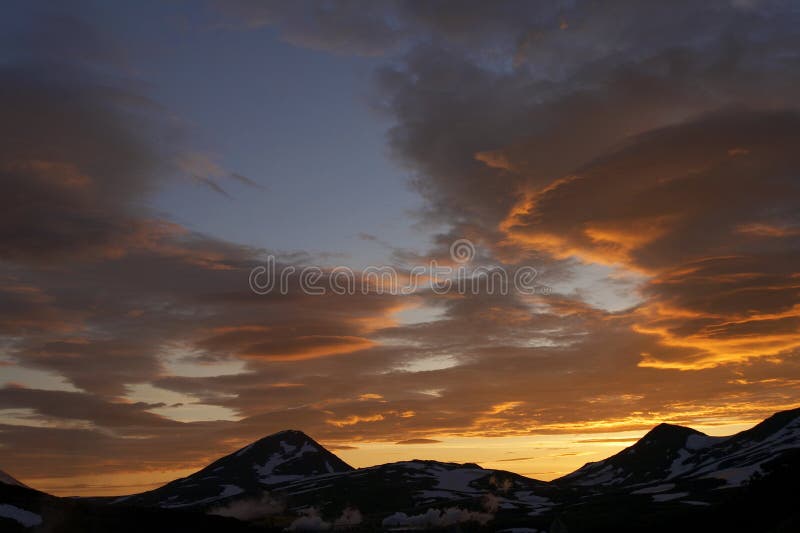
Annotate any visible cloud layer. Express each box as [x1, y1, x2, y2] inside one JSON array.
[[2, 1, 800, 494]]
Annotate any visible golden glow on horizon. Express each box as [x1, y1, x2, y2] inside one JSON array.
[[27, 417, 766, 497]]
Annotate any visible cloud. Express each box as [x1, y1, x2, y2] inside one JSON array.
[[177, 152, 262, 198], [191, 175, 233, 198], [229, 172, 263, 189], [322, 444, 358, 451], [395, 438, 442, 445], [4, 1, 800, 496], [0, 69, 165, 263], [574, 438, 639, 444], [0, 387, 174, 429], [199, 331, 376, 361], [502, 110, 800, 368]]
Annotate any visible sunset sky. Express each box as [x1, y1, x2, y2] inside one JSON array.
[[2, 1, 800, 497]]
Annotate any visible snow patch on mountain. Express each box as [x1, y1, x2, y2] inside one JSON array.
[[254, 440, 320, 484], [161, 484, 244, 508], [704, 465, 763, 487], [632, 483, 675, 494], [0, 504, 42, 527], [652, 491, 689, 502], [432, 464, 485, 493]]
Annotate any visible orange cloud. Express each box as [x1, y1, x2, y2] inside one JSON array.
[[496, 111, 800, 369], [241, 335, 376, 361], [326, 414, 386, 427], [736, 222, 800, 238]]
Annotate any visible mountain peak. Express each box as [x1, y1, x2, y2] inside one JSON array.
[[651, 422, 694, 432], [265, 428, 307, 437], [0, 469, 29, 488], [117, 430, 353, 509], [557, 422, 709, 487], [242, 429, 313, 449], [225, 430, 352, 473], [637, 423, 704, 447], [558, 409, 800, 490], [208, 429, 353, 485]]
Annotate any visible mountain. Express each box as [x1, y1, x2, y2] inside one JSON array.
[[100, 407, 800, 530], [115, 429, 353, 508], [4, 407, 800, 531], [558, 406, 800, 497], [263, 459, 555, 523], [110, 435, 558, 529], [0, 480, 256, 533], [663, 406, 800, 487], [556, 423, 724, 487], [0, 470, 29, 489]]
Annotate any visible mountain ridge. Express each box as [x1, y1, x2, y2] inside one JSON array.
[[555, 422, 713, 487], [557, 407, 800, 492], [3, 406, 800, 531]]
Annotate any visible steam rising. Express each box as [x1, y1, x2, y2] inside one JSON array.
[[207, 492, 284, 521]]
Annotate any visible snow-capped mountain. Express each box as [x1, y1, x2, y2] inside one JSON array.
[[109, 407, 800, 524], [558, 407, 800, 495], [557, 423, 710, 487], [115, 429, 353, 508], [5, 407, 800, 531], [664, 407, 800, 487], [268, 459, 555, 517]]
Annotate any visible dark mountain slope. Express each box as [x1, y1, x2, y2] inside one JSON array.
[[0, 469, 29, 489], [556, 423, 721, 487], [0, 479, 259, 532], [115, 429, 353, 508]]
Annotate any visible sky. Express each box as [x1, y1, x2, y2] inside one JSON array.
[[1, 0, 800, 496]]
